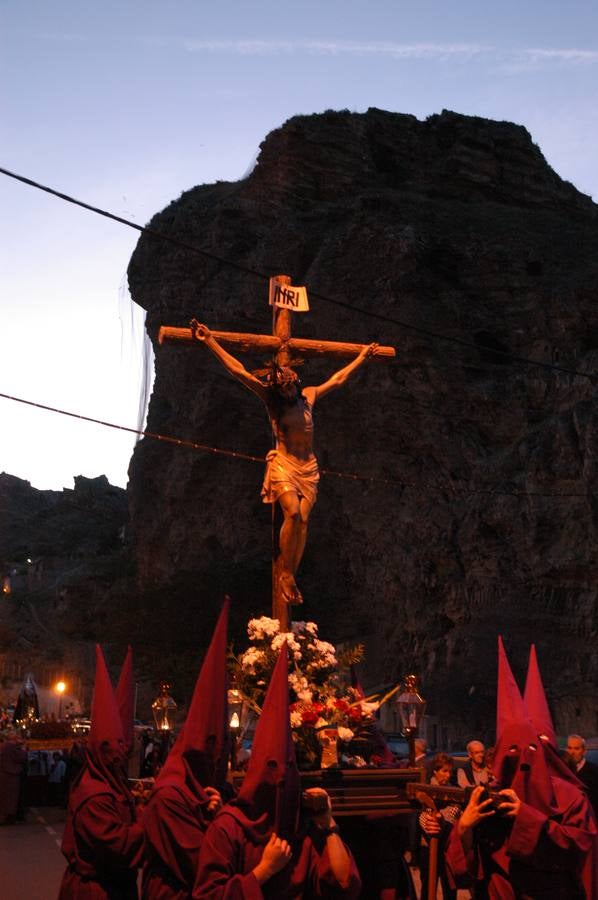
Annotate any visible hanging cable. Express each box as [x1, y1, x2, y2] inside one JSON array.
[[1, 165, 595, 383], [0, 390, 591, 500]]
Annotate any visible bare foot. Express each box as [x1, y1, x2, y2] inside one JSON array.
[[280, 572, 303, 605]]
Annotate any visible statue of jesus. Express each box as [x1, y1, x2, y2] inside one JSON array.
[[192, 322, 378, 605]]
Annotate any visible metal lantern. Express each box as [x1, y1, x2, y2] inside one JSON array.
[[395, 674, 426, 765], [152, 681, 177, 732], [227, 681, 244, 729], [227, 679, 244, 770]]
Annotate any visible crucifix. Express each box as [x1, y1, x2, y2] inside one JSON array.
[[158, 275, 396, 631]]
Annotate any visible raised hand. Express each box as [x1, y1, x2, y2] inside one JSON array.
[[496, 788, 521, 818], [420, 811, 442, 835], [252, 832, 292, 884], [191, 320, 211, 341], [459, 785, 496, 832], [357, 342, 379, 360], [205, 786, 222, 814]]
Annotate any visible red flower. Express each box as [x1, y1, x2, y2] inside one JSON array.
[[334, 698, 350, 712], [301, 708, 319, 725]]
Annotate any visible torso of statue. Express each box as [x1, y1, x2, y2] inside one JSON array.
[[269, 391, 315, 462]]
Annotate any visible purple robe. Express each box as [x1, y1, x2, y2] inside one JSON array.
[[445, 776, 598, 899], [193, 810, 361, 900], [143, 783, 211, 899], [58, 771, 144, 899]]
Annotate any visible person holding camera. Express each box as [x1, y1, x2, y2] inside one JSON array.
[[193, 645, 360, 899], [444, 641, 597, 899]]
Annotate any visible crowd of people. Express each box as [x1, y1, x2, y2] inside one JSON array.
[[2, 618, 598, 899], [413, 642, 598, 899], [55, 600, 361, 899]]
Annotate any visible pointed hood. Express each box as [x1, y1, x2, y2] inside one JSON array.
[[89, 644, 126, 755], [492, 640, 596, 896], [62, 647, 136, 866], [228, 643, 300, 841], [523, 644, 556, 748], [115, 645, 135, 753], [496, 635, 527, 741], [523, 645, 584, 789], [493, 637, 554, 813], [68, 645, 130, 805], [153, 598, 230, 807]]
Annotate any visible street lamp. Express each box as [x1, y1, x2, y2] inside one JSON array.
[[55, 680, 67, 720], [395, 674, 426, 767]]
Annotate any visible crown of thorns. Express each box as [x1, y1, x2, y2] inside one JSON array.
[[253, 361, 301, 386]]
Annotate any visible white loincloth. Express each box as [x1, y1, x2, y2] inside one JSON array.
[[261, 449, 319, 506]]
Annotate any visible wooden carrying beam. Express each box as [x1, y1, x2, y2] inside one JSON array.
[[158, 326, 397, 361]]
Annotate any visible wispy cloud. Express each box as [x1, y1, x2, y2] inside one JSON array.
[[182, 39, 490, 60], [526, 47, 598, 64], [27, 31, 598, 71], [496, 46, 598, 75], [183, 38, 598, 71]]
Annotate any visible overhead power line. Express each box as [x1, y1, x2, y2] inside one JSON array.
[[0, 390, 590, 500], [1, 165, 595, 384]]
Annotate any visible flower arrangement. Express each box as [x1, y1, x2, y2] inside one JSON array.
[[230, 616, 384, 769]]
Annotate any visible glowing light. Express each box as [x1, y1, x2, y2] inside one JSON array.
[[55, 681, 66, 694]]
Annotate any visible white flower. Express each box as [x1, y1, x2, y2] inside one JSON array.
[[313, 639, 336, 656], [297, 688, 313, 703], [271, 633, 301, 655], [360, 701, 379, 716], [337, 726, 354, 743], [288, 672, 307, 691], [247, 616, 280, 641], [240, 647, 265, 673], [305, 621, 318, 635], [290, 710, 303, 728], [307, 651, 337, 670]]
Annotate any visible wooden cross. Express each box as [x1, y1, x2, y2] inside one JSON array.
[[158, 275, 396, 630]]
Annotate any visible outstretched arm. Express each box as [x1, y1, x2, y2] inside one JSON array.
[[309, 343, 379, 404], [191, 322, 267, 401]]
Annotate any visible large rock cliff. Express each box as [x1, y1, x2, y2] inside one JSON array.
[[127, 108, 598, 742]]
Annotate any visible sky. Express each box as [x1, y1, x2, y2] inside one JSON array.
[[2, 0, 597, 491]]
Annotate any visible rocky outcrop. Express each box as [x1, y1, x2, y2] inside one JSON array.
[[127, 108, 598, 743], [0, 473, 131, 705]]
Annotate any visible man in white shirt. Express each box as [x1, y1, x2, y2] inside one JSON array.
[[456, 740, 489, 788]]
